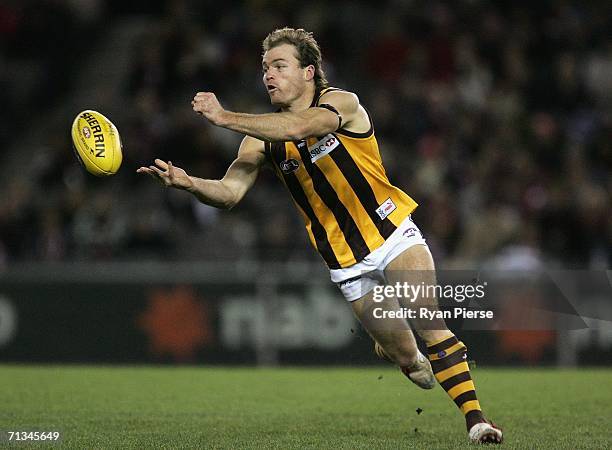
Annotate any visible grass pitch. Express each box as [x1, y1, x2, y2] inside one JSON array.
[[1, 366, 610, 449]]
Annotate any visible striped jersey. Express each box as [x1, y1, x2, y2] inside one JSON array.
[[265, 87, 418, 269]]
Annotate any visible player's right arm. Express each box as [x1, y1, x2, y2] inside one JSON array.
[[137, 135, 266, 210]]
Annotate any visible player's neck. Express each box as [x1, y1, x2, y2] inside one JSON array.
[[281, 84, 317, 113]]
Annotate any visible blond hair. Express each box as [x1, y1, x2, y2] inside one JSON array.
[[262, 27, 329, 91]]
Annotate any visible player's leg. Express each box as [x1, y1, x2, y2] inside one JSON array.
[[384, 244, 502, 443], [384, 244, 451, 343], [350, 288, 435, 389]]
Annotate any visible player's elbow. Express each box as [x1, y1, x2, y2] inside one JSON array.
[[218, 193, 239, 210], [220, 183, 243, 210], [224, 197, 241, 210], [197, 180, 240, 210], [216, 199, 235, 210], [195, 196, 236, 210]]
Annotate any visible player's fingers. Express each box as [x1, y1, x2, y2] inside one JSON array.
[[149, 166, 171, 186], [167, 160, 175, 177], [149, 165, 167, 177], [137, 167, 157, 176], [195, 92, 212, 101], [139, 168, 165, 184], [154, 159, 169, 170], [192, 101, 203, 114]]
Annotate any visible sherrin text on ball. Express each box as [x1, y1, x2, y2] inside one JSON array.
[[71, 110, 122, 176]]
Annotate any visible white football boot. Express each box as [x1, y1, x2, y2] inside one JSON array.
[[468, 420, 503, 444]]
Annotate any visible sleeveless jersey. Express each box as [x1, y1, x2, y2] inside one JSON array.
[[265, 87, 418, 269]]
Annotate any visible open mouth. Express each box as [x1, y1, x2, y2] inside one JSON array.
[[267, 85, 278, 94]]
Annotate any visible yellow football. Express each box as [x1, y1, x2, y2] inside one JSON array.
[[71, 110, 123, 176]]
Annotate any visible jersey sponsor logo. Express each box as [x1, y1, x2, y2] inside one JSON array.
[[375, 198, 396, 220], [280, 158, 300, 174], [308, 134, 339, 163]]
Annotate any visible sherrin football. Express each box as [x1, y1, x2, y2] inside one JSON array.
[[71, 110, 122, 176]]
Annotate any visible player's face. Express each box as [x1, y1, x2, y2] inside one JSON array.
[[262, 44, 309, 106]]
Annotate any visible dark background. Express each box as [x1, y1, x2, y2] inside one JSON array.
[[0, 0, 610, 365]]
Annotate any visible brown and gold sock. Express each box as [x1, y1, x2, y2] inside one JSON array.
[[427, 335, 485, 431]]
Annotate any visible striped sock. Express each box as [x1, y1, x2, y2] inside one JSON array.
[[427, 335, 485, 431]]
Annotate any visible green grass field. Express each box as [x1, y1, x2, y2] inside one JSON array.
[[1, 366, 610, 449]]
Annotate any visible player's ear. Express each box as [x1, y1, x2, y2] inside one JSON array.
[[304, 65, 315, 82]]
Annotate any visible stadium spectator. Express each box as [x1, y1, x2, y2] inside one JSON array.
[[1, 1, 610, 269]]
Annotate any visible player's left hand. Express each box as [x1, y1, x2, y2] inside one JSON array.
[[192, 92, 226, 125]]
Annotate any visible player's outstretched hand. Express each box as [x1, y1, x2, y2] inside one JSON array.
[[137, 159, 194, 190]]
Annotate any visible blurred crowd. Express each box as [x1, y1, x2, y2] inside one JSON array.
[[1, 0, 611, 269]]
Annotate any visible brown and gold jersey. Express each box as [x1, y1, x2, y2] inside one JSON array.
[[265, 87, 418, 269]]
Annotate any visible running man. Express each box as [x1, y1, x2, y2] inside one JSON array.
[[138, 27, 502, 444]]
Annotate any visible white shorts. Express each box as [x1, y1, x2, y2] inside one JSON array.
[[331, 215, 427, 302]]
